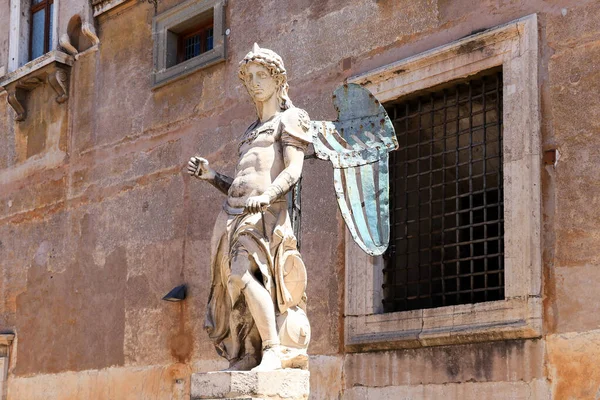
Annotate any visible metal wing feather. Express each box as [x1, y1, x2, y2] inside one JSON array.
[[312, 84, 398, 256]]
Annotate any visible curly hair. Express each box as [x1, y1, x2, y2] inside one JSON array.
[[238, 43, 293, 111]]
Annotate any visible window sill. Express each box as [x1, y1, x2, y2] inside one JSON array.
[[1, 50, 73, 88], [346, 297, 542, 352], [152, 49, 225, 89], [0, 50, 74, 121]]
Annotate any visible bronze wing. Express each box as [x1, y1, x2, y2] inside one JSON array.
[[312, 84, 398, 256]]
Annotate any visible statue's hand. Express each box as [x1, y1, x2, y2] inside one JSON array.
[[187, 156, 215, 180], [245, 194, 270, 214]]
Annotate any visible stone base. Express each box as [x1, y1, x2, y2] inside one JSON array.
[[191, 369, 310, 400]]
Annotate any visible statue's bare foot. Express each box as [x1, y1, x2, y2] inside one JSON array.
[[251, 346, 282, 372]]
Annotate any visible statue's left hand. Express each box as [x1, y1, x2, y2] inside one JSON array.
[[245, 194, 270, 214]]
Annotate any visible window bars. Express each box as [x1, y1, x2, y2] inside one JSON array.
[[383, 71, 505, 313], [180, 26, 214, 63]]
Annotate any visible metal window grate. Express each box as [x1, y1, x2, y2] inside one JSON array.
[[206, 27, 214, 51], [383, 71, 505, 313], [182, 26, 213, 62], [184, 33, 202, 61]]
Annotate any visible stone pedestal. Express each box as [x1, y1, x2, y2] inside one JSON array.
[[191, 369, 309, 400]]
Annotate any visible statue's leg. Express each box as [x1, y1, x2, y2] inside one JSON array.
[[228, 251, 283, 371], [228, 253, 280, 349]]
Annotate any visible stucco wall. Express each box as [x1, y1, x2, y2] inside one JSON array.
[[1, 0, 599, 398]]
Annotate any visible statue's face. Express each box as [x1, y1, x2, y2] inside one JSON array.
[[243, 62, 279, 103]]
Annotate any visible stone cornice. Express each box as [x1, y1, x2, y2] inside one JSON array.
[[92, 0, 134, 17]]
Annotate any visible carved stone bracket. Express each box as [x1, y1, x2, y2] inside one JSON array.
[[0, 51, 73, 122], [48, 69, 69, 104], [6, 91, 25, 121]]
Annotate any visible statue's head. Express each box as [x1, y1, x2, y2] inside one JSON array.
[[238, 43, 293, 110]]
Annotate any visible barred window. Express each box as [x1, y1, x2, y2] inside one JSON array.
[[178, 24, 214, 63], [383, 70, 504, 313], [153, 0, 225, 87]]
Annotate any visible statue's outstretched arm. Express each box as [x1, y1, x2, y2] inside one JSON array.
[[187, 156, 232, 195]]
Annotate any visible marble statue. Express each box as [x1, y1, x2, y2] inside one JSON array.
[[187, 44, 311, 372]]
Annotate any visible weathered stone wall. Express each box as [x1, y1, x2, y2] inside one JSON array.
[[0, 0, 599, 398]]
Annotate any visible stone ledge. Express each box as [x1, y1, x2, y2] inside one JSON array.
[[0, 50, 73, 89], [345, 297, 542, 352], [92, 0, 133, 17], [191, 369, 309, 400]]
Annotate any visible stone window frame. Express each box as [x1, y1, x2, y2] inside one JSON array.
[[151, 0, 226, 88], [7, 0, 60, 74], [28, 0, 55, 60], [344, 14, 542, 351], [0, 334, 14, 400]]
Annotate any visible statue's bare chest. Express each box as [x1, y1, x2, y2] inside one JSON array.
[[238, 116, 282, 156]]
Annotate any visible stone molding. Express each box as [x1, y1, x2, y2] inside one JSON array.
[[152, 0, 226, 88], [92, 0, 133, 17], [344, 14, 542, 351], [345, 379, 550, 399], [0, 50, 74, 121]]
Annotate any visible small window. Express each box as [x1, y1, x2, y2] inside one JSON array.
[[383, 70, 505, 313], [30, 0, 54, 60], [179, 24, 214, 63], [152, 0, 226, 88]]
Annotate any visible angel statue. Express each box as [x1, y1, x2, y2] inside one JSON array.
[[187, 43, 396, 372], [187, 44, 312, 371]]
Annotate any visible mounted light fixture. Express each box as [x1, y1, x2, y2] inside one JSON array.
[[162, 284, 187, 302]]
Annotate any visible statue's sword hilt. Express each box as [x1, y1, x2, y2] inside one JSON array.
[[260, 210, 268, 242]]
